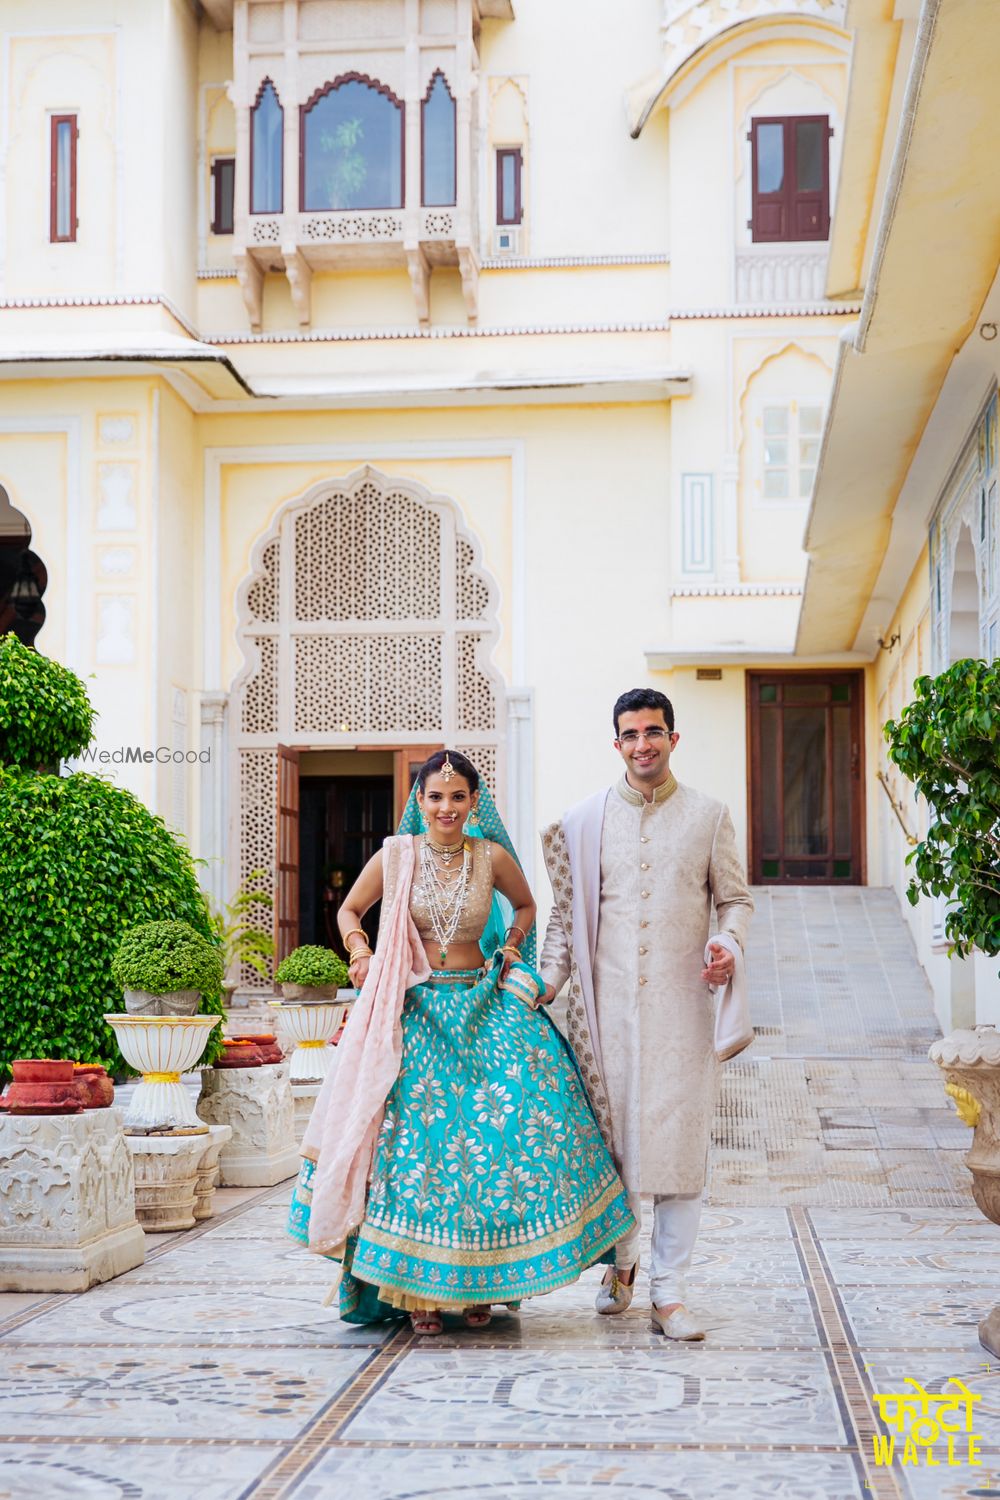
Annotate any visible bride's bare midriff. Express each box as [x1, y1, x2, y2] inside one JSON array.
[[422, 939, 488, 971]]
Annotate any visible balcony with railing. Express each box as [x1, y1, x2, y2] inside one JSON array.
[[232, 0, 510, 329]]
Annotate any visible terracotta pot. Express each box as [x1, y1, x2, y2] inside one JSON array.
[[214, 1041, 263, 1069], [72, 1064, 115, 1109], [2, 1080, 84, 1114], [231, 1033, 283, 1064], [11, 1059, 75, 1084]]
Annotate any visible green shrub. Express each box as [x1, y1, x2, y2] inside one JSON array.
[[112, 920, 225, 997], [0, 632, 94, 770], [885, 657, 1000, 958], [275, 945, 349, 989], [0, 768, 225, 1079]]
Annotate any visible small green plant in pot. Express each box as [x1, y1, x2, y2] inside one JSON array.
[[112, 920, 225, 1017], [274, 944, 349, 1000]]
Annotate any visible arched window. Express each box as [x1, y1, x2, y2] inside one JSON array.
[[422, 72, 456, 208], [251, 79, 283, 214], [301, 75, 403, 212]]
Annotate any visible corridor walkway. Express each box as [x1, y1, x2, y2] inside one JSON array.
[[0, 889, 996, 1499]]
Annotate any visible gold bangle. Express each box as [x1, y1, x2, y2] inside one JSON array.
[[348, 948, 373, 964], [500, 945, 521, 959], [505, 925, 526, 945], [343, 927, 368, 948]]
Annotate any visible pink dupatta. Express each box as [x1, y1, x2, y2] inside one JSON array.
[[301, 834, 430, 1256]]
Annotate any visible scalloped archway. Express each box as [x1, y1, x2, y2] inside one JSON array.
[[229, 465, 506, 985]]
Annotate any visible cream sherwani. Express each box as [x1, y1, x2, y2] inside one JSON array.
[[540, 774, 753, 1301]]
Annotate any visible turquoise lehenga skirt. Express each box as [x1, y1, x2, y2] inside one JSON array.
[[288, 958, 635, 1323]]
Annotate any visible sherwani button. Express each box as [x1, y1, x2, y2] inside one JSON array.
[[640, 890, 650, 899], [640, 862, 650, 870], [638, 976, 648, 986], [639, 919, 649, 928], [639, 946, 647, 955], [640, 835, 650, 843]]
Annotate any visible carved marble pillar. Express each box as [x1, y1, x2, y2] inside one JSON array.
[[194, 1124, 233, 1220], [0, 1109, 145, 1291], [126, 1135, 207, 1233], [197, 1062, 298, 1186], [929, 1025, 1000, 1355]]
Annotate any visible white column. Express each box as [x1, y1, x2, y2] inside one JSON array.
[[200, 691, 229, 907]]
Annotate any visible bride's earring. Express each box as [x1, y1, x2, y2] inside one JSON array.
[[468, 801, 479, 827]]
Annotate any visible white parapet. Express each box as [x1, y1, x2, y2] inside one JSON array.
[[196, 1062, 299, 1187], [0, 1108, 146, 1292], [125, 1134, 207, 1232]]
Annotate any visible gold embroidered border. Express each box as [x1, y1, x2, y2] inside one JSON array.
[[355, 1207, 633, 1307], [357, 1179, 628, 1268]]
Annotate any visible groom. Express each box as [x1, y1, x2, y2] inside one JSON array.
[[539, 688, 754, 1338]]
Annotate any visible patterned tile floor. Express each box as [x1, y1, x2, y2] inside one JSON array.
[[2, 888, 999, 1499]]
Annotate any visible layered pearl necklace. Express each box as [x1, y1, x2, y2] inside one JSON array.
[[420, 834, 471, 966]]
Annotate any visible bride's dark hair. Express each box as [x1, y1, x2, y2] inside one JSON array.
[[415, 749, 480, 793]]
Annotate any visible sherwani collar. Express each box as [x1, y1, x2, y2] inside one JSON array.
[[615, 771, 678, 808]]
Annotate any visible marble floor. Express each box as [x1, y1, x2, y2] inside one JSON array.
[[2, 888, 998, 1500]]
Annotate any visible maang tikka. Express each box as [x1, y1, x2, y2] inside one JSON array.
[[439, 752, 456, 782]]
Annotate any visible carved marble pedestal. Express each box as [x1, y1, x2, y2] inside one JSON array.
[[194, 1124, 233, 1220], [196, 1062, 298, 1186], [291, 1082, 320, 1147], [125, 1135, 206, 1232], [929, 1025, 1000, 1356], [0, 1109, 145, 1291]]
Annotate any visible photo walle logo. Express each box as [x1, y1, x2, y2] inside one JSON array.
[[871, 1376, 983, 1468]]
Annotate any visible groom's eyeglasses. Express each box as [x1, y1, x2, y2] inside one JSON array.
[[618, 729, 671, 746]]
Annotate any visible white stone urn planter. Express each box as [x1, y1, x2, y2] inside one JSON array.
[[105, 1014, 217, 1133], [123, 988, 201, 1017], [269, 994, 354, 1083], [929, 1023, 1000, 1356]]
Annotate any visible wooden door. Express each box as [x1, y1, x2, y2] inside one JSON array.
[[748, 672, 864, 884], [274, 744, 300, 962], [391, 745, 444, 823]]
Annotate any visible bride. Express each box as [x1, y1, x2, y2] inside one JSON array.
[[288, 749, 634, 1334]]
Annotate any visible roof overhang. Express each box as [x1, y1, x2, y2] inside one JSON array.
[[0, 343, 690, 413], [0, 345, 253, 401], [645, 647, 867, 670], [798, 0, 1000, 656], [824, 0, 904, 298]]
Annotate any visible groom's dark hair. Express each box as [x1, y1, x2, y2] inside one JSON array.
[[613, 688, 675, 736]]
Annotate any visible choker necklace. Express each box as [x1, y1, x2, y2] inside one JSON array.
[[425, 834, 465, 860]]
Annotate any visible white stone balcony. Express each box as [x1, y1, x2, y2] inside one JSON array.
[[735, 244, 830, 307], [239, 204, 478, 329]]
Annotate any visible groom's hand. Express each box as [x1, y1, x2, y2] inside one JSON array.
[[542, 983, 558, 1005], [701, 942, 734, 986]]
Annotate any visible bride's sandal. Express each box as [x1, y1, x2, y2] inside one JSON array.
[[410, 1309, 444, 1336], [462, 1304, 492, 1328]]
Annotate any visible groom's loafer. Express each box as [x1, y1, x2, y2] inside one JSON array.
[[649, 1304, 705, 1340], [595, 1266, 636, 1316]]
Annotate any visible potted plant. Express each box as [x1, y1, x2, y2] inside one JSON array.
[[111, 920, 225, 1017], [204, 868, 274, 1002], [274, 944, 349, 1001], [272, 946, 352, 1085]]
